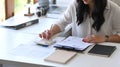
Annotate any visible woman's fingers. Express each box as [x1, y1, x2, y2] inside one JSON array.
[[39, 31, 46, 39], [46, 30, 51, 40], [41, 32, 46, 39], [83, 35, 95, 43], [39, 34, 42, 38], [39, 30, 52, 40]]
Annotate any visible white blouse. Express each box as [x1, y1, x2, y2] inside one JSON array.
[[56, 0, 120, 38]]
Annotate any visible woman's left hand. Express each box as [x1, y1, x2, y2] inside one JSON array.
[[83, 35, 106, 43]]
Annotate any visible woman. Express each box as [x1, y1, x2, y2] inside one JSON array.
[[39, 0, 120, 43]]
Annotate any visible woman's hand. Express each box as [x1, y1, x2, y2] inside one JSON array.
[[39, 30, 53, 40], [39, 24, 61, 40], [83, 35, 106, 43]]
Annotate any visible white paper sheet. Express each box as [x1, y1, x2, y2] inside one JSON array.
[[10, 43, 55, 59]]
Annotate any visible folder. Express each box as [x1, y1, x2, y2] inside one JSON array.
[[44, 49, 77, 64], [1, 19, 39, 30]]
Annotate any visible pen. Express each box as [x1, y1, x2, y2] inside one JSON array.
[[48, 24, 54, 39], [50, 24, 53, 32]]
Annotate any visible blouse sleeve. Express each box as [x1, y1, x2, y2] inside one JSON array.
[[112, 5, 120, 35], [56, 0, 76, 31]]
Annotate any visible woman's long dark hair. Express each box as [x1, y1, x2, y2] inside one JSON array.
[[76, 0, 107, 32]]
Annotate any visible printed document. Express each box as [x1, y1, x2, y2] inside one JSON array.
[[55, 36, 93, 50]]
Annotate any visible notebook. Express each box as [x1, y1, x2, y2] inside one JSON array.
[[44, 49, 77, 64], [88, 44, 116, 57]]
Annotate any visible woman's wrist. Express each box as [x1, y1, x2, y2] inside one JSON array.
[[105, 35, 109, 42]]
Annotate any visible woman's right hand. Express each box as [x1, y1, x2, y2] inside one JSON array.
[[39, 30, 53, 40], [39, 24, 61, 40]]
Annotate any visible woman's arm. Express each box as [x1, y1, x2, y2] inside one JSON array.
[[39, 1, 76, 39], [83, 34, 120, 43], [107, 34, 120, 43]]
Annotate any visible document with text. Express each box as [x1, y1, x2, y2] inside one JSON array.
[[54, 36, 93, 50]]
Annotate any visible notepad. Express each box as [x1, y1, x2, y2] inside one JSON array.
[[44, 50, 77, 64], [88, 44, 116, 57]]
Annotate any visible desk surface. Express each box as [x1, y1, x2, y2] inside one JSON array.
[[0, 28, 120, 67], [0, 18, 120, 67]]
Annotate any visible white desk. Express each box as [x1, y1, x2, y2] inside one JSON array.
[[0, 26, 120, 67]]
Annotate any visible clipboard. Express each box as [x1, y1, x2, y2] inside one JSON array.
[[54, 36, 92, 52]]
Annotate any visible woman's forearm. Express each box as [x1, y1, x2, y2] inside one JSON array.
[[50, 24, 61, 35], [108, 34, 120, 43]]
